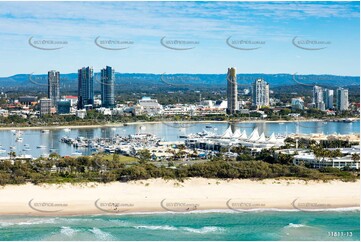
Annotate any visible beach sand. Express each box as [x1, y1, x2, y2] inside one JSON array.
[[0, 178, 359, 215]]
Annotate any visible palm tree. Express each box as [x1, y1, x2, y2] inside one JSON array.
[[9, 151, 16, 160], [351, 153, 360, 168], [351, 153, 360, 162]]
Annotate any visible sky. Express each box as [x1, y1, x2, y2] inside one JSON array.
[[0, 1, 359, 76]]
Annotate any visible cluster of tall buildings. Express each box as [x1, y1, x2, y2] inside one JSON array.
[[312, 85, 348, 111], [41, 66, 115, 115], [226, 67, 270, 114], [226, 68, 349, 115], [40, 66, 350, 116], [77, 66, 115, 109]]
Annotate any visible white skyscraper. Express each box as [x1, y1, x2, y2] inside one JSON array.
[[336, 87, 349, 111], [313, 85, 325, 111], [323, 89, 334, 109], [252, 78, 269, 108]]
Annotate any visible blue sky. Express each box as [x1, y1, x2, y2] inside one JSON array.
[[0, 1, 359, 76]]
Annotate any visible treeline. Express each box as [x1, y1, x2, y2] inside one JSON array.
[[0, 112, 230, 127], [285, 137, 359, 149], [0, 155, 358, 186]]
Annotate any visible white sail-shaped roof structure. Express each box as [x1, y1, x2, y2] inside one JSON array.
[[222, 126, 233, 138], [232, 128, 242, 138], [240, 130, 248, 140], [257, 132, 266, 142], [248, 128, 260, 141], [268, 133, 277, 143]]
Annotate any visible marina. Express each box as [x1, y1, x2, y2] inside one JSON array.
[[0, 120, 359, 158], [60, 133, 162, 156]]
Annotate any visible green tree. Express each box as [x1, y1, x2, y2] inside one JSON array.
[[138, 149, 151, 164]]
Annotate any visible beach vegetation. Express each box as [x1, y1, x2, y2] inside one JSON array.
[[0, 153, 358, 185]]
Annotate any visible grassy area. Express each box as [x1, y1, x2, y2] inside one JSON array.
[[94, 154, 138, 163]]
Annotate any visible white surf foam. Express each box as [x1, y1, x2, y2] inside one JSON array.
[[182, 226, 225, 234], [60, 226, 78, 237], [111, 207, 360, 216], [285, 223, 308, 228], [89, 227, 114, 240], [0, 218, 56, 227], [133, 225, 178, 231]]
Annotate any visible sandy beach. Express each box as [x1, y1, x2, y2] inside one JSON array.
[[0, 178, 359, 216]]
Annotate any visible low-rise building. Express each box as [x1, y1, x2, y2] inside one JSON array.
[[291, 98, 304, 110], [97, 107, 112, 116], [293, 150, 359, 169], [62, 95, 78, 107], [57, 100, 71, 114], [19, 95, 38, 105], [138, 97, 163, 116], [39, 98, 51, 116], [76, 109, 87, 119], [0, 109, 8, 117]]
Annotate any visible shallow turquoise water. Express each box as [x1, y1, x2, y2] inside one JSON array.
[[0, 211, 359, 240]]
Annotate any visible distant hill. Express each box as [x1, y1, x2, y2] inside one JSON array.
[[0, 73, 359, 92]]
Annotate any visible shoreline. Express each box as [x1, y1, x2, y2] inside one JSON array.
[[1, 208, 359, 218], [0, 178, 359, 216], [0, 118, 358, 131]]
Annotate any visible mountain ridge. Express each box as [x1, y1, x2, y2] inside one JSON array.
[[0, 73, 359, 89]]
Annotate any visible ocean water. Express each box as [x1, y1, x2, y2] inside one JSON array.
[[0, 210, 359, 241]]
